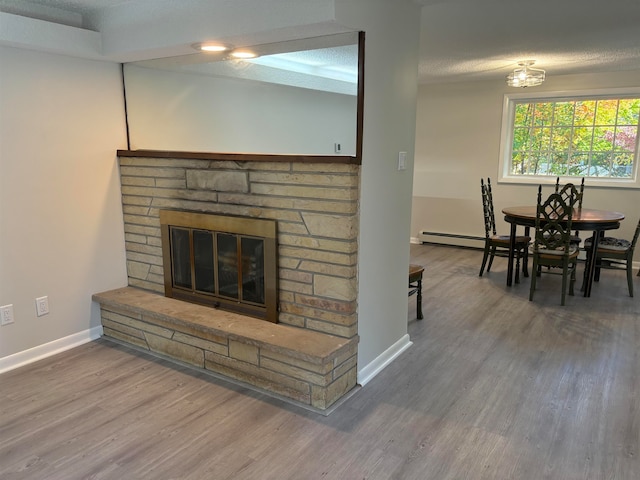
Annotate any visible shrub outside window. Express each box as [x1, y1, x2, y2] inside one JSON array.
[[499, 89, 640, 188]]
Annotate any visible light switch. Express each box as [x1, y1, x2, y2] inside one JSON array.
[[398, 151, 407, 171]]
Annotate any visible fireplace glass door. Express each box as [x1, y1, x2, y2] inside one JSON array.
[[161, 211, 277, 322]]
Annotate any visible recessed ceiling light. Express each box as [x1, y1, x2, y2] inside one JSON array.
[[194, 43, 229, 52], [231, 50, 257, 59]]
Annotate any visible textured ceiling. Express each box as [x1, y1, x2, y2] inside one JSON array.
[[3, 0, 640, 84], [418, 0, 640, 83]]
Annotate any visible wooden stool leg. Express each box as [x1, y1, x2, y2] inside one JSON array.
[[416, 277, 423, 320]]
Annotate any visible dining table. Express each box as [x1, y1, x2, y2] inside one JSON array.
[[502, 206, 625, 297]]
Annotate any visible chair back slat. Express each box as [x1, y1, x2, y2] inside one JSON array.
[[630, 217, 640, 252], [534, 185, 575, 254], [480, 178, 497, 238], [555, 177, 584, 209]]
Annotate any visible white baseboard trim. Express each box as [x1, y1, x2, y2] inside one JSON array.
[[0, 326, 103, 374], [357, 334, 413, 386], [419, 231, 485, 249]]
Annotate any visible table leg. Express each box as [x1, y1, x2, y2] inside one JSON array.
[[583, 230, 600, 297], [506, 222, 516, 287]]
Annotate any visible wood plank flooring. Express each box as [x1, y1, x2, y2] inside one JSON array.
[[1, 244, 639, 479]]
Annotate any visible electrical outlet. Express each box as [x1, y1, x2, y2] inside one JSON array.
[[36, 296, 49, 317], [1, 304, 15, 326]]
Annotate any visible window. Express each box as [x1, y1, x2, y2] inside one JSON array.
[[499, 89, 640, 188]]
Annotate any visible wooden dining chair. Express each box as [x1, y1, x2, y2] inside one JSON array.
[[555, 177, 585, 245], [409, 264, 425, 320], [479, 178, 529, 282], [529, 185, 579, 306], [581, 217, 640, 297]]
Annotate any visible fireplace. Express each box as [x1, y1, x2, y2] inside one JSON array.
[[160, 210, 278, 322], [96, 153, 360, 410]]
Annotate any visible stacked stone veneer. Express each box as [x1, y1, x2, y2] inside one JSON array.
[[97, 154, 361, 409]]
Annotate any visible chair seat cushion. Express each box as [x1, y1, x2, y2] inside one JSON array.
[[530, 244, 579, 257], [584, 237, 631, 252], [491, 235, 530, 245]]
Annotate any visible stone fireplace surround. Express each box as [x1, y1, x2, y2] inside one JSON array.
[[93, 151, 360, 411]]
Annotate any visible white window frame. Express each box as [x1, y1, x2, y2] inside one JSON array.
[[498, 87, 640, 189]]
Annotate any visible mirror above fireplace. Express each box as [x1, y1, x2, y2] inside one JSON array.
[[122, 31, 363, 159]]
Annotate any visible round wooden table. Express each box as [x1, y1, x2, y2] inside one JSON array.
[[502, 206, 625, 296]]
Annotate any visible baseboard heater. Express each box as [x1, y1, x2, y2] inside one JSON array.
[[419, 231, 484, 249]]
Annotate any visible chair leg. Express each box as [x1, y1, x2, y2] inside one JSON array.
[[479, 244, 490, 277], [580, 250, 592, 292], [514, 250, 521, 284], [561, 264, 568, 306], [487, 246, 497, 272], [594, 258, 602, 282], [416, 277, 424, 319], [627, 261, 634, 298], [569, 261, 576, 297], [529, 259, 537, 301], [522, 248, 529, 277]]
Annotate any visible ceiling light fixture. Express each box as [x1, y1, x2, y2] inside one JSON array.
[[506, 60, 545, 88], [194, 43, 229, 53], [230, 50, 257, 59]]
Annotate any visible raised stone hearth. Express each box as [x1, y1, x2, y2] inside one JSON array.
[[102, 152, 361, 410], [94, 287, 358, 410]]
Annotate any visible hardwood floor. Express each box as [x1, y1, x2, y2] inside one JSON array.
[[1, 244, 639, 479]]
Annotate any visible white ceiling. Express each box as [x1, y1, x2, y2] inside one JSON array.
[[2, 0, 640, 84]]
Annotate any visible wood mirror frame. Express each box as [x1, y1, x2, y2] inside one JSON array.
[[119, 32, 364, 165]]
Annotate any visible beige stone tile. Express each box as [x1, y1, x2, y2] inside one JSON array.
[[173, 332, 228, 356], [297, 261, 357, 277], [121, 195, 152, 206], [229, 340, 259, 365], [314, 275, 357, 301], [186, 170, 248, 192], [251, 183, 357, 201], [205, 351, 310, 396], [101, 319, 145, 340], [294, 294, 357, 314], [278, 302, 356, 326], [125, 242, 162, 257], [120, 166, 186, 178], [250, 172, 357, 187], [121, 176, 155, 187], [126, 260, 150, 280], [292, 163, 359, 174], [279, 246, 356, 265], [305, 319, 357, 338], [259, 357, 332, 385], [102, 327, 149, 350], [301, 212, 358, 240], [279, 279, 313, 295], [145, 332, 204, 368], [278, 268, 313, 284], [126, 251, 163, 267], [311, 367, 357, 409], [260, 349, 334, 375]]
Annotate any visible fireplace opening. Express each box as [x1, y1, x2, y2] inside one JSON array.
[[160, 210, 278, 322]]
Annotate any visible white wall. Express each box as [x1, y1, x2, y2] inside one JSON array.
[[124, 65, 357, 155], [336, 0, 421, 383], [0, 0, 423, 385], [412, 70, 640, 261], [0, 46, 128, 365]]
